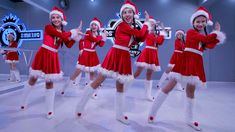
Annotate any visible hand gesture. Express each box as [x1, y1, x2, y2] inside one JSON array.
[[144, 11, 149, 21], [214, 22, 221, 31]]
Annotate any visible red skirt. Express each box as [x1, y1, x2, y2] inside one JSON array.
[[76, 50, 100, 72], [136, 48, 161, 71], [5, 51, 19, 63], [30, 47, 63, 80], [99, 47, 133, 83], [169, 51, 205, 87], [168, 52, 183, 68]]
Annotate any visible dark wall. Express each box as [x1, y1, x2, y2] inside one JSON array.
[[0, 0, 234, 82]]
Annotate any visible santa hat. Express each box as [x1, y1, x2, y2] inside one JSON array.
[[190, 6, 213, 26], [49, 6, 68, 26], [120, 0, 139, 19], [90, 17, 102, 29], [149, 16, 157, 24], [175, 29, 185, 37]]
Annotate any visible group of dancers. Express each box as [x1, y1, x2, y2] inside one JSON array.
[[2, 0, 226, 131]]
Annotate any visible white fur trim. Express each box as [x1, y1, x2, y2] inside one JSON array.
[[62, 21, 68, 26], [5, 60, 19, 63], [175, 30, 185, 37], [90, 20, 101, 29], [168, 64, 175, 68], [49, 10, 67, 26], [70, 29, 82, 42], [134, 14, 139, 19], [211, 30, 226, 45], [169, 72, 206, 88], [120, 4, 136, 17], [76, 63, 100, 72], [207, 20, 213, 26], [50, 10, 63, 19], [135, 62, 161, 71], [98, 67, 134, 84], [190, 10, 209, 25], [29, 68, 63, 81]]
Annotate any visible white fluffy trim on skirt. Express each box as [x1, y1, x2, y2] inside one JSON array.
[[29, 68, 64, 81], [5, 60, 19, 63], [98, 67, 134, 84], [76, 63, 100, 72], [135, 62, 161, 71], [168, 72, 206, 88]]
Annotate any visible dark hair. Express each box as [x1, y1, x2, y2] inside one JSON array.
[[51, 23, 64, 48], [132, 17, 141, 45]]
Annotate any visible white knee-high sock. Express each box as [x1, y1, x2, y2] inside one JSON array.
[[149, 90, 168, 117], [21, 83, 34, 108], [158, 72, 168, 87]]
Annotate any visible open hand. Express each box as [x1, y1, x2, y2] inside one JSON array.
[[214, 22, 221, 31]]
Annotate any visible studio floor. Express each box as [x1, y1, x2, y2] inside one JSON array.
[[0, 74, 235, 132]]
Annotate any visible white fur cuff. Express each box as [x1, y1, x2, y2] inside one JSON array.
[[211, 30, 226, 45]]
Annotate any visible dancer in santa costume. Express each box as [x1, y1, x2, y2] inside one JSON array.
[[134, 16, 165, 102], [20, 6, 84, 119], [5, 32, 21, 82], [157, 30, 185, 91], [148, 7, 226, 131], [61, 17, 106, 98], [75, 0, 150, 125]]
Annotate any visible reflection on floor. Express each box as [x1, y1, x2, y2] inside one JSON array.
[[0, 74, 235, 132]]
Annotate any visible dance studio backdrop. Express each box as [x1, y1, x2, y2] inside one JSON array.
[[0, 0, 234, 82]]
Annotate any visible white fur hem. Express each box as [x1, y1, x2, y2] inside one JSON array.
[[169, 72, 206, 88], [70, 29, 82, 42], [143, 21, 151, 31], [135, 62, 161, 71], [5, 60, 19, 63], [29, 68, 63, 81], [211, 30, 226, 45], [76, 63, 100, 72], [98, 67, 134, 84]]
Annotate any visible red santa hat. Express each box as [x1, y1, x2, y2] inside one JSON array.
[[175, 29, 185, 37], [190, 6, 213, 26], [120, 0, 139, 19], [49, 6, 68, 26], [90, 17, 102, 29]]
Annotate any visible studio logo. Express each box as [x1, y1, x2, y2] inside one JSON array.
[[0, 14, 43, 47]]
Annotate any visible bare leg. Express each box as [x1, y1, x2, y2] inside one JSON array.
[[134, 67, 143, 78]]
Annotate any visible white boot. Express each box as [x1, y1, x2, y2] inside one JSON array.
[[174, 83, 184, 91], [75, 73, 82, 86], [145, 80, 154, 102], [85, 72, 90, 85], [13, 70, 21, 82], [76, 84, 95, 117], [91, 88, 99, 100], [45, 88, 55, 119], [8, 70, 15, 82], [186, 97, 201, 131], [148, 90, 168, 123], [20, 83, 34, 110], [61, 79, 79, 96], [116, 92, 129, 125], [157, 72, 168, 88]]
